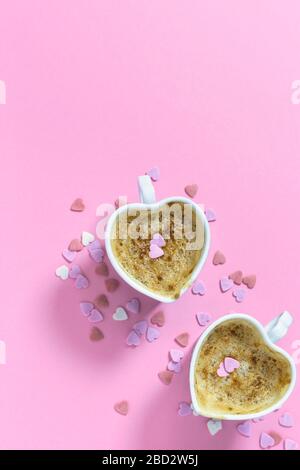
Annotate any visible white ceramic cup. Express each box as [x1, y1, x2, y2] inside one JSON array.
[[189, 311, 296, 421], [105, 175, 210, 303]]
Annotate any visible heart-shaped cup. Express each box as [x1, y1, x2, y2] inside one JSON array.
[[105, 176, 210, 302], [189, 311, 296, 420]]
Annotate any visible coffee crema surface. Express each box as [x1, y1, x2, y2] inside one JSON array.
[[194, 320, 292, 416], [111, 202, 204, 299]]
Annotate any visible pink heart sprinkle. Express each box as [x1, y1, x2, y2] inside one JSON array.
[[89, 249, 104, 263], [279, 412, 294, 428], [69, 264, 81, 279], [217, 362, 229, 378], [237, 420, 252, 438], [80, 302, 94, 317], [196, 312, 212, 327], [167, 360, 181, 373], [260, 432, 275, 449], [205, 208, 216, 222], [62, 248, 76, 263], [133, 320, 148, 337], [232, 287, 246, 303], [126, 330, 140, 347], [75, 274, 89, 289], [147, 167, 160, 181], [220, 277, 234, 293], [192, 281, 206, 295], [178, 402, 192, 417], [224, 357, 240, 373], [146, 326, 160, 342], [149, 244, 164, 259], [169, 349, 184, 363], [88, 309, 104, 323], [151, 233, 166, 247], [126, 298, 140, 314], [284, 438, 299, 450]]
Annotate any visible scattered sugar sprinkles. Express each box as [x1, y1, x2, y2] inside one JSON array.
[[207, 419, 222, 436]]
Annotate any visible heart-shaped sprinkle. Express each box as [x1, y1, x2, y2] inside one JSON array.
[[88, 309, 104, 323], [175, 333, 189, 347], [192, 281, 206, 295], [232, 287, 246, 303], [184, 184, 198, 198], [178, 402, 192, 417], [224, 357, 240, 373], [213, 250, 226, 265], [113, 307, 128, 321], [133, 320, 148, 336], [217, 362, 229, 377], [126, 298, 140, 314], [105, 278, 120, 293], [126, 330, 141, 347], [94, 294, 109, 308], [68, 239, 83, 252], [169, 349, 184, 363], [196, 312, 212, 327], [75, 274, 89, 289], [89, 248, 104, 263], [90, 327, 104, 341], [55, 265, 69, 280], [242, 275, 256, 289], [70, 198, 85, 212], [147, 167, 160, 181], [279, 412, 294, 428], [62, 248, 76, 263], [114, 400, 129, 416], [167, 361, 181, 373], [207, 419, 222, 436], [81, 231, 95, 247], [69, 264, 81, 279], [260, 432, 275, 449], [80, 302, 94, 317], [269, 432, 282, 446], [205, 208, 216, 222], [87, 239, 101, 252], [229, 270, 243, 285], [237, 421, 252, 438], [149, 244, 164, 259], [95, 262, 109, 277], [151, 311, 165, 327], [284, 438, 299, 450], [220, 277, 234, 293], [151, 233, 166, 247], [158, 370, 173, 385], [146, 326, 160, 342]]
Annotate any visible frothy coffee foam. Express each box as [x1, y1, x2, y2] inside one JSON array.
[[111, 202, 204, 298], [194, 320, 292, 416]]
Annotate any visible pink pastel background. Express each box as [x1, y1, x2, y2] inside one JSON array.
[[0, 0, 300, 450]]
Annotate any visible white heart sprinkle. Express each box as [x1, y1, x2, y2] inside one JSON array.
[[207, 419, 222, 436], [81, 231, 95, 246], [55, 265, 69, 280], [113, 307, 128, 321]]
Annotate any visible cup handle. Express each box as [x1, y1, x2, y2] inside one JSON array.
[[138, 175, 156, 204], [265, 311, 293, 343]]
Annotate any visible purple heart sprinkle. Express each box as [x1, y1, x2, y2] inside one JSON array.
[[126, 330, 141, 347], [237, 421, 252, 438], [146, 326, 160, 343], [169, 349, 184, 363], [89, 248, 104, 263], [167, 360, 181, 373], [260, 432, 275, 449], [126, 298, 140, 314], [178, 402, 192, 417], [88, 309, 104, 323], [75, 274, 89, 289], [196, 312, 212, 327], [279, 412, 294, 428], [205, 208, 216, 222], [151, 233, 166, 247], [133, 320, 148, 337], [149, 244, 164, 259], [87, 239, 102, 252], [62, 248, 76, 263], [220, 277, 234, 293], [69, 264, 81, 279], [192, 281, 206, 295], [147, 167, 160, 182], [232, 287, 246, 303], [80, 302, 94, 317]]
